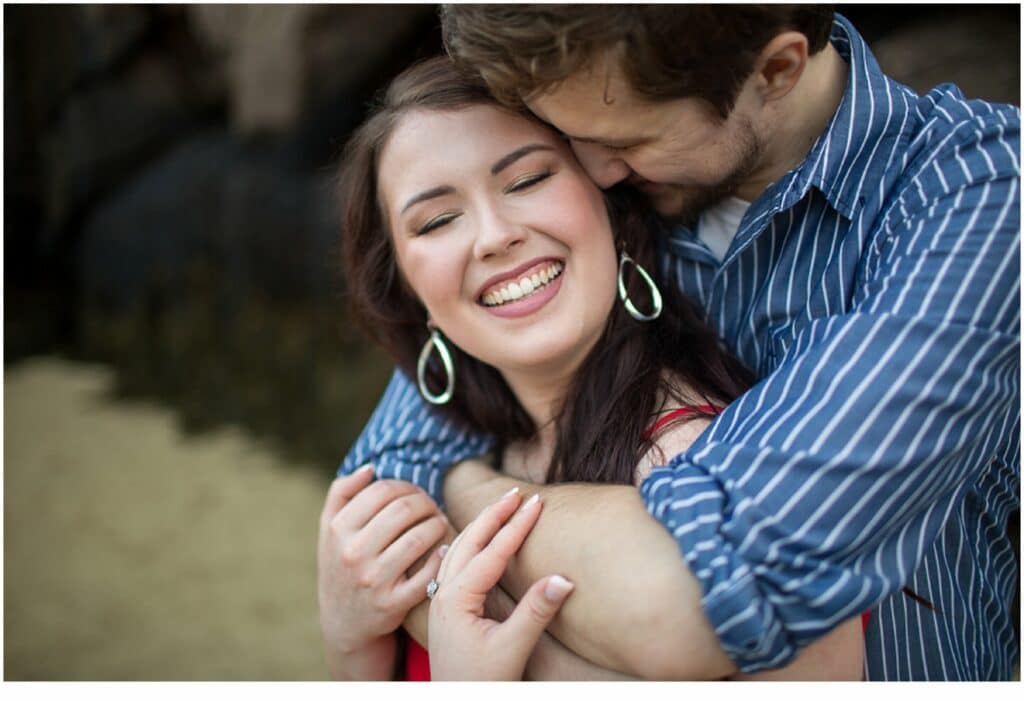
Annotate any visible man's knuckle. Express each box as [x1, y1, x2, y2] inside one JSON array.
[[392, 494, 415, 515], [381, 478, 407, 492], [404, 531, 427, 553], [371, 594, 393, 616], [356, 566, 379, 590], [328, 519, 348, 544], [379, 480, 408, 503], [408, 489, 434, 507], [426, 515, 447, 540], [339, 542, 362, 567], [361, 480, 385, 501]]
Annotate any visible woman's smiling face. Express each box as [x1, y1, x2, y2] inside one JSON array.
[[378, 104, 618, 381]]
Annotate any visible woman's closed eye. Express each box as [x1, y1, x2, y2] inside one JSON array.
[[416, 211, 461, 236], [505, 170, 553, 194], [412, 169, 553, 234]]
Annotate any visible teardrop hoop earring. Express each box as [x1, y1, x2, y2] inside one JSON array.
[[417, 326, 455, 405], [617, 252, 663, 322]]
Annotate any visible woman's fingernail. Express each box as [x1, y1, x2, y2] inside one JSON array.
[[519, 493, 540, 511], [439, 544, 449, 559], [501, 486, 520, 500], [356, 463, 374, 474], [544, 575, 574, 602]]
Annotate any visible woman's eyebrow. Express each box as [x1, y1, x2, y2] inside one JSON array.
[[400, 144, 555, 214], [401, 185, 455, 214], [491, 144, 555, 175]]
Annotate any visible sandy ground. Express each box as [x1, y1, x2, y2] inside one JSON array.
[[4, 359, 1019, 682], [4, 357, 333, 680]]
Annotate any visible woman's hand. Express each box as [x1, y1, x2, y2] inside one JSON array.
[[428, 488, 575, 680], [317, 466, 448, 679]]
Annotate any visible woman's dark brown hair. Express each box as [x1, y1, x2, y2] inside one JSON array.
[[337, 56, 753, 486]]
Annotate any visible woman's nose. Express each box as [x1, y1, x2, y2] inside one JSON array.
[[570, 141, 632, 189], [473, 211, 525, 260]]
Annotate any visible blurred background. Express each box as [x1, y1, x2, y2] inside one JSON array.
[[4, 3, 1020, 681]]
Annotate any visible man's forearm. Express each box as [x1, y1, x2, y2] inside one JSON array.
[[479, 581, 636, 680], [443, 461, 735, 680], [525, 629, 639, 681]]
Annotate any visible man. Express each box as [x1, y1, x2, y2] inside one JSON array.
[[332, 5, 1020, 679]]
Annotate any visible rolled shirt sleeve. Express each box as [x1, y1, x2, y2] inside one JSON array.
[[338, 369, 495, 507]]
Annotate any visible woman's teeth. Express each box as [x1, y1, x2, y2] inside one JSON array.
[[482, 262, 564, 307]]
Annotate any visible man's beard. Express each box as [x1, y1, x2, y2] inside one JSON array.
[[648, 125, 764, 227]]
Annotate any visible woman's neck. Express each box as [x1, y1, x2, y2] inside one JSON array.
[[502, 367, 571, 434], [498, 365, 574, 481], [499, 368, 709, 485]]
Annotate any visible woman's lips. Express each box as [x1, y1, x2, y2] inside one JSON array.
[[481, 268, 564, 319], [480, 260, 564, 305], [476, 257, 563, 300]]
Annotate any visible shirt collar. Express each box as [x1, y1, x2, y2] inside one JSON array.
[[667, 14, 907, 255], [783, 13, 909, 220]]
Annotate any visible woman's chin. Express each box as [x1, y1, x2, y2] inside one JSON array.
[[483, 330, 604, 382]]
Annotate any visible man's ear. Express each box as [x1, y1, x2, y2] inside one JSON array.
[[754, 31, 810, 103]]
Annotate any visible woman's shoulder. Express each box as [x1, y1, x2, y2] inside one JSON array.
[[634, 413, 713, 485], [634, 377, 721, 485]]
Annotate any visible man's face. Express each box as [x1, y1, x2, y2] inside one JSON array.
[[526, 51, 768, 223]]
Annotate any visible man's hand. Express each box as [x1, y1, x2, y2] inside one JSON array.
[[317, 466, 447, 679]]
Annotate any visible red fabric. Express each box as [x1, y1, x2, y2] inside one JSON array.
[[861, 611, 870, 633], [404, 638, 431, 681], [642, 405, 722, 439]]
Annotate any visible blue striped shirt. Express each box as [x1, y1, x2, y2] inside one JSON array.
[[340, 16, 1020, 680]]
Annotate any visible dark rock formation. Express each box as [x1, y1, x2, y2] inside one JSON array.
[[5, 4, 1019, 473]]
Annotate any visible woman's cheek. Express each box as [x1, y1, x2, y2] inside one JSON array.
[[415, 250, 471, 322]]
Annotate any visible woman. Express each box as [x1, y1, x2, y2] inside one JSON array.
[[319, 56, 865, 680]]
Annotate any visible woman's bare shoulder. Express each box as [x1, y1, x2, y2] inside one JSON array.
[[634, 414, 713, 486], [633, 373, 724, 485]]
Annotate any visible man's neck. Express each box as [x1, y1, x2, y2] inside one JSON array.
[[737, 43, 849, 202]]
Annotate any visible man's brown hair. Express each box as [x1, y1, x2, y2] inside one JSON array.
[[441, 4, 835, 117]]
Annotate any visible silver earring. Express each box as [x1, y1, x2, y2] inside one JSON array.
[[417, 327, 455, 405], [617, 252, 663, 321]]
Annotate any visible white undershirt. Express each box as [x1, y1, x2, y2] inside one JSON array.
[[697, 196, 751, 262]]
